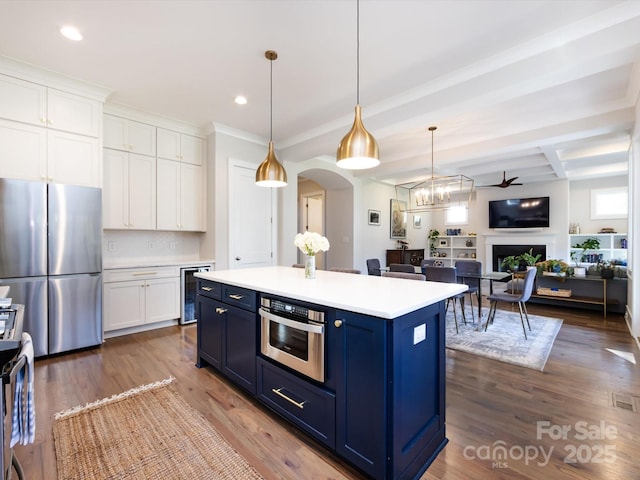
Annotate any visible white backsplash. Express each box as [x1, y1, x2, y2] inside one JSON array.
[[103, 230, 204, 267]]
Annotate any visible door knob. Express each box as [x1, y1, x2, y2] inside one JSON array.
[[334, 320, 343, 328]]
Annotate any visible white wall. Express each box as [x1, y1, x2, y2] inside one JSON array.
[[103, 230, 203, 267], [629, 96, 639, 339], [569, 177, 629, 234], [207, 128, 270, 270]]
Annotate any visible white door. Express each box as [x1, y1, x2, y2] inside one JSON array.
[[302, 194, 325, 269], [229, 161, 274, 269]]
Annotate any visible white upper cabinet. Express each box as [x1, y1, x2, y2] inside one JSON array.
[[157, 128, 204, 165], [156, 158, 205, 231], [0, 74, 46, 125], [46, 89, 101, 137], [103, 149, 156, 230], [0, 74, 101, 137], [0, 119, 47, 181], [0, 73, 103, 187], [47, 130, 100, 187], [104, 114, 156, 156]]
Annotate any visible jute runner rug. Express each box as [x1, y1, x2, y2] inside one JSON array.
[[53, 377, 264, 480]]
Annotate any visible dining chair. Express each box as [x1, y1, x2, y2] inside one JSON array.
[[454, 260, 482, 312], [381, 271, 426, 281], [366, 258, 382, 276], [423, 266, 470, 333], [485, 267, 536, 339], [330, 268, 361, 274], [389, 263, 415, 273]]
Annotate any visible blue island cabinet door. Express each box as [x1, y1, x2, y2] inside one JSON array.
[[196, 294, 223, 369], [222, 303, 257, 395], [332, 310, 389, 479]]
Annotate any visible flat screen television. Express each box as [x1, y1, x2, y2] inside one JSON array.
[[488, 196, 550, 229]]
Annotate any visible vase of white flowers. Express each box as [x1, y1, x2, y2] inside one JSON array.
[[294, 231, 330, 279]]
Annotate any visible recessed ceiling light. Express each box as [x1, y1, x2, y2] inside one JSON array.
[[234, 95, 247, 105], [60, 26, 83, 41]]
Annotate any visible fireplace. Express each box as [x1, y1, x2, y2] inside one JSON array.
[[493, 245, 546, 272]]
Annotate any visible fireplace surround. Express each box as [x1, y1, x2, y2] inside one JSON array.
[[492, 244, 546, 271], [484, 234, 556, 273]]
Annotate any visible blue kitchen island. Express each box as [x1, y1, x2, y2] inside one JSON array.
[[195, 266, 466, 479]]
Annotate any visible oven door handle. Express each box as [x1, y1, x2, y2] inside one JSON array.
[[259, 308, 324, 334]]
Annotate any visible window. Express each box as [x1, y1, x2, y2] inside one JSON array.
[[590, 187, 628, 219], [444, 205, 468, 225]]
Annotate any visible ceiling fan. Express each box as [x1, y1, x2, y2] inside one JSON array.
[[483, 171, 523, 188]]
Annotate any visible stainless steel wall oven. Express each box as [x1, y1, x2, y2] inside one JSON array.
[[259, 296, 326, 382]]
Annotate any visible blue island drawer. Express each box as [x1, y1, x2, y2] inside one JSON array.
[[257, 357, 335, 449], [197, 279, 221, 300], [222, 285, 256, 312]]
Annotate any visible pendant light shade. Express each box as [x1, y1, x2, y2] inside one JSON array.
[[336, 105, 380, 169], [336, 0, 379, 170], [256, 140, 287, 186], [256, 50, 287, 187]]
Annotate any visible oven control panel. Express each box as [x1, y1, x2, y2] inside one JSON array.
[[260, 297, 325, 323]]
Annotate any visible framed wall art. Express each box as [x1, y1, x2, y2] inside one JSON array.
[[390, 199, 407, 239], [413, 215, 422, 229], [368, 209, 381, 226]]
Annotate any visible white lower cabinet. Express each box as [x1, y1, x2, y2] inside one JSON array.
[[104, 267, 180, 332]]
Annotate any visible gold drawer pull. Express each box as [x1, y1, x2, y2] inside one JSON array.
[[272, 388, 306, 409], [215, 307, 227, 314], [228, 294, 245, 300], [201, 286, 213, 292]]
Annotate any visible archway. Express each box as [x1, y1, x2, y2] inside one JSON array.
[[298, 168, 355, 270]]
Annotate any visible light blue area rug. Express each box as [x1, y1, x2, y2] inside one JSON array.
[[445, 307, 563, 371]]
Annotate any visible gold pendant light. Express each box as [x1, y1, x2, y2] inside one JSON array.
[[336, 0, 379, 170], [256, 50, 287, 187]]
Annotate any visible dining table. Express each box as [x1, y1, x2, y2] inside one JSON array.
[[454, 271, 513, 322]]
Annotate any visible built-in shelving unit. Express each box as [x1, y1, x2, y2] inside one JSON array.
[[429, 235, 478, 266], [568, 233, 628, 265]]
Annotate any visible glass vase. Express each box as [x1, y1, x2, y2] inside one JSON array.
[[305, 254, 316, 279]]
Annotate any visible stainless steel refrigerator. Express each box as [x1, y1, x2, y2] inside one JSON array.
[[0, 178, 102, 356]]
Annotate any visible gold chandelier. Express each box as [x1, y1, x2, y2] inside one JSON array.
[[336, 0, 379, 170], [395, 126, 474, 212], [256, 50, 287, 187]]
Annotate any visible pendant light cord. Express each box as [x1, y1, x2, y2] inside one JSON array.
[[270, 56, 273, 141], [356, 0, 360, 105]]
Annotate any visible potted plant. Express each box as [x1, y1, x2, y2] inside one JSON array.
[[597, 260, 615, 279], [428, 229, 440, 256], [572, 238, 600, 264], [501, 255, 521, 273], [520, 248, 541, 270]]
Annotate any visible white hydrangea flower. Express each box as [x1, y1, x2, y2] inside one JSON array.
[[294, 231, 330, 256]]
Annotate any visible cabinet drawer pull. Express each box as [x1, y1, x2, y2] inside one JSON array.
[[215, 307, 227, 314], [228, 294, 245, 300], [201, 286, 213, 292], [272, 387, 306, 409], [132, 272, 157, 276]]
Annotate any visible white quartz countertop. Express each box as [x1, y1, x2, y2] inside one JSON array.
[[195, 266, 467, 319]]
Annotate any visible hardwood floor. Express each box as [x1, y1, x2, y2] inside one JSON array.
[[14, 302, 640, 479]]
